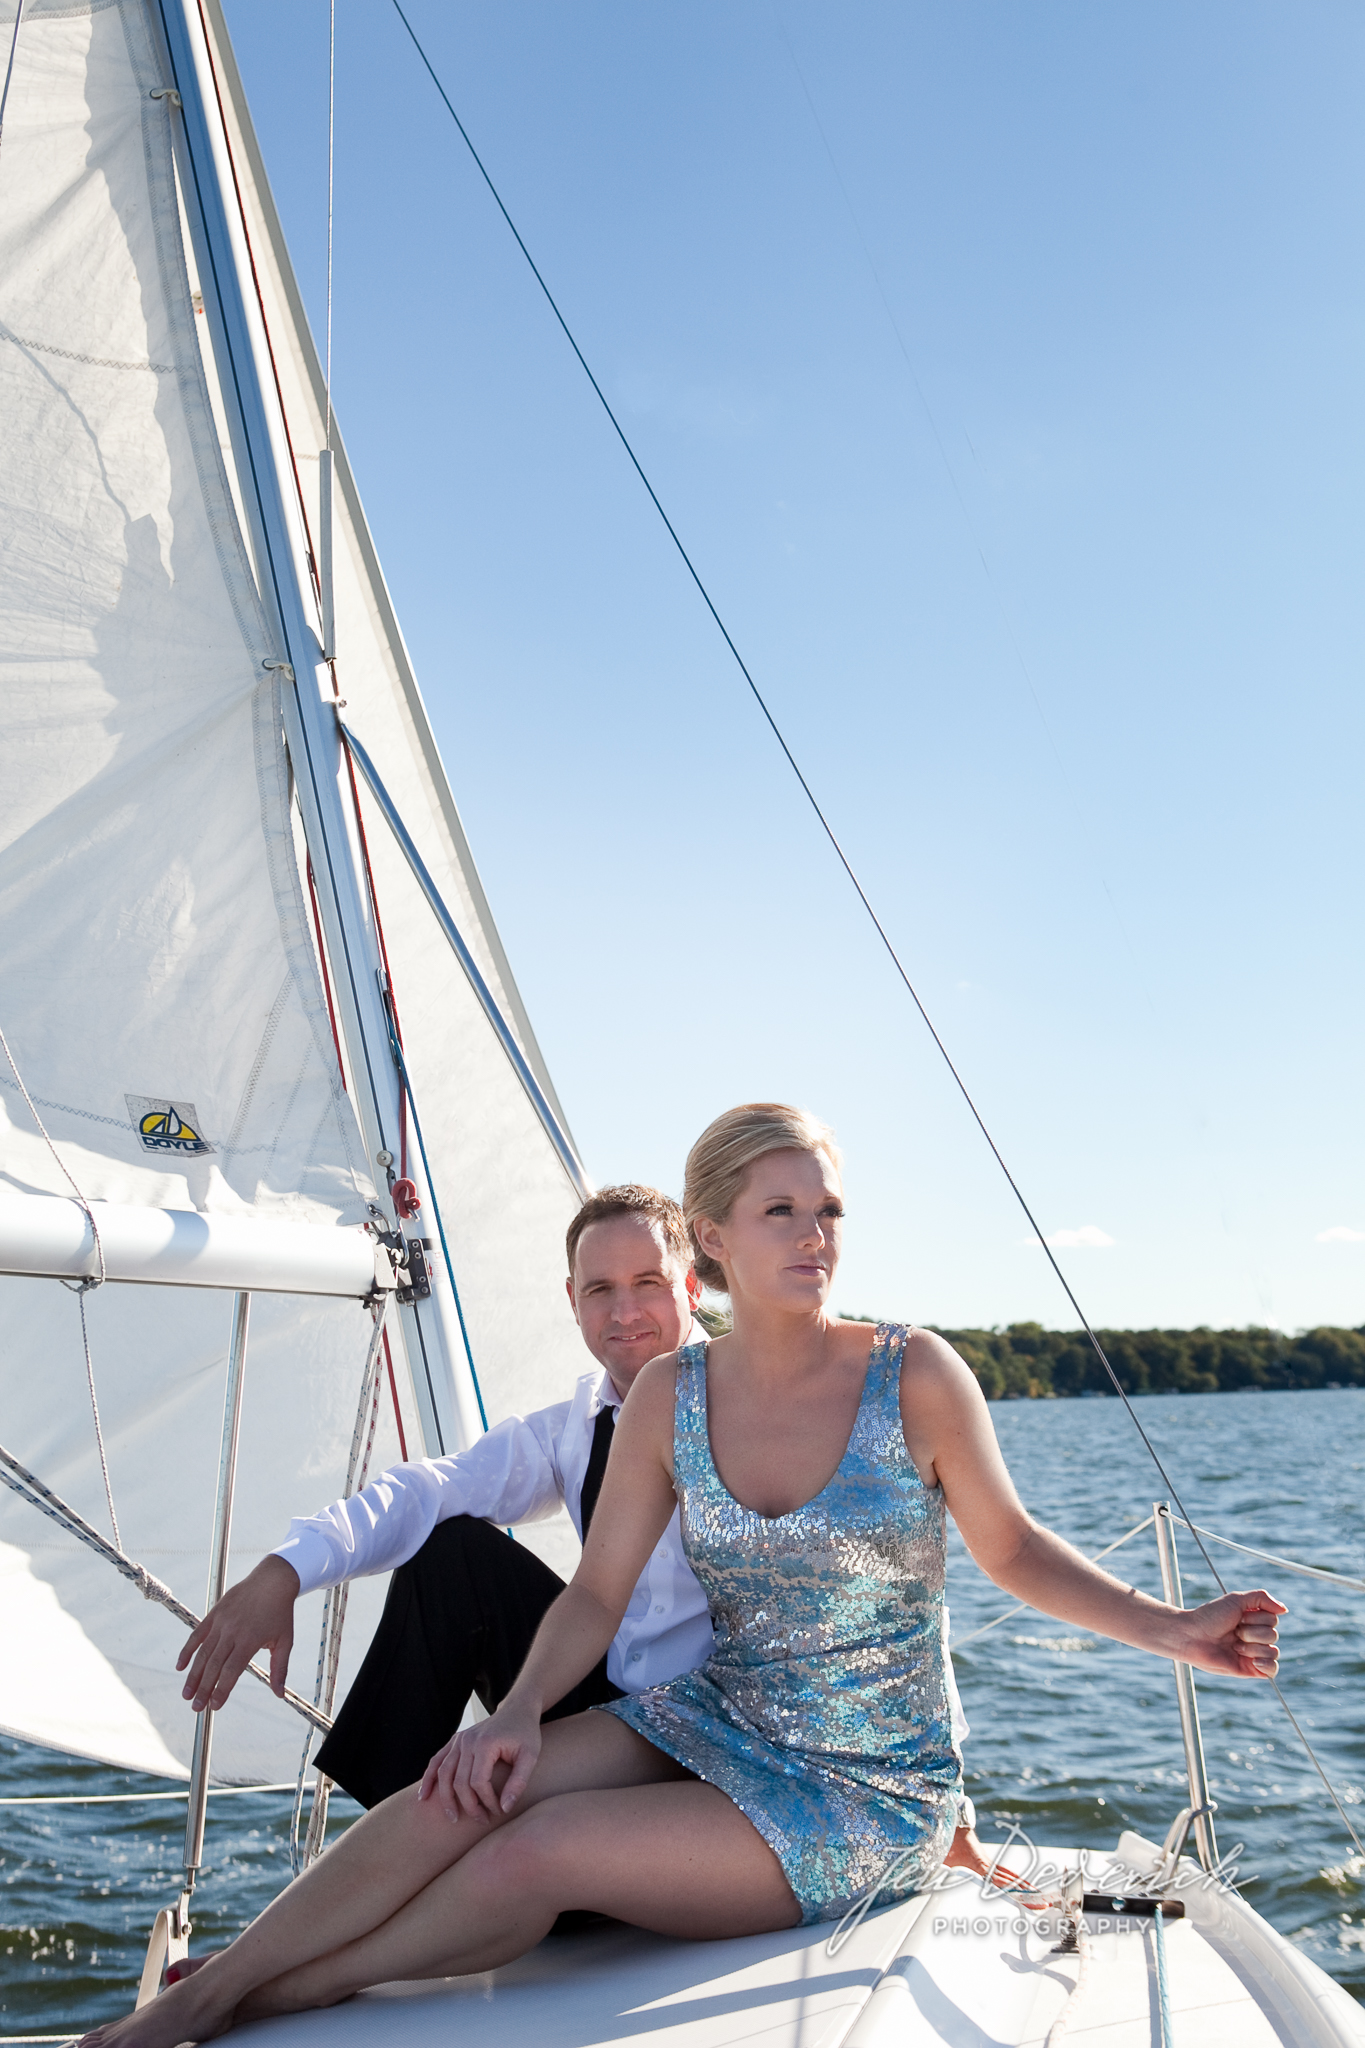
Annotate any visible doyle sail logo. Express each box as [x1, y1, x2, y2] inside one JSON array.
[[125, 1095, 215, 1156]]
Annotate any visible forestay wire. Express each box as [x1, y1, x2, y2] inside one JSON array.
[[386, 12, 1365, 1856], [385, 0, 1224, 1594]]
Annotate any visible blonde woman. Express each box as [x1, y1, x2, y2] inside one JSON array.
[[82, 1105, 1283, 2047]]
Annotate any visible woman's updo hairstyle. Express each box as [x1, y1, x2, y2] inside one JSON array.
[[682, 1103, 842, 1294]]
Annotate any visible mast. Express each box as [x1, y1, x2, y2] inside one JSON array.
[[154, 0, 476, 1456]]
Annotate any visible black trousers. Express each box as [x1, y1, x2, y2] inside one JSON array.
[[314, 1515, 623, 1810]]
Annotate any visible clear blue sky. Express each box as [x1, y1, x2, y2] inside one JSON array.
[[222, 2, 1364, 1335]]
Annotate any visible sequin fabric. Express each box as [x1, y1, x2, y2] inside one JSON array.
[[600, 1324, 961, 1925]]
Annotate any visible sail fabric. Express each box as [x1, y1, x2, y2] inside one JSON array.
[[0, 0, 586, 1778], [0, 0, 369, 1225], [0, 0, 395, 1781]]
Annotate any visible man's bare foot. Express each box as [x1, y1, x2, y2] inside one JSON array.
[[944, 1824, 1044, 1904], [75, 1966, 237, 2048]]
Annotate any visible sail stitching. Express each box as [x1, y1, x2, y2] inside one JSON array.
[[0, 322, 176, 374]]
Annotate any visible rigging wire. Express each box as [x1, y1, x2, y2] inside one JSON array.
[[385, 0, 1225, 1592], [0, 1783, 313, 1807], [385, 10, 1363, 1856]]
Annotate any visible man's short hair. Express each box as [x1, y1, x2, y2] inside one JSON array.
[[565, 1185, 692, 1279]]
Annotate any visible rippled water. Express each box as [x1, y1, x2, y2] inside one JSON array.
[[1, 1387, 1361, 2036]]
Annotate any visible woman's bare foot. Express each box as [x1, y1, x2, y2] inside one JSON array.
[[76, 1965, 237, 2048], [944, 1824, 1044, 1904]]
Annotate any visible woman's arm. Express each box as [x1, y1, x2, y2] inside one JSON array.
[[422, 1355, 681, 1820], [902, 1331, 1285, 1678]]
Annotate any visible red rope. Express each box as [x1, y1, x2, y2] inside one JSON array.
[[305, 853, 346, 1088], [382, 1327, 408, 1462]]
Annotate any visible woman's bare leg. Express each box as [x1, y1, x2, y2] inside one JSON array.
[[239, 1776, 799, 2022], [77, 1713, 691, 2048]]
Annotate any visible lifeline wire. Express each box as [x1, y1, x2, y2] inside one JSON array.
[[386, 0, 1227, 1597], [949, 1515, 1154, 1651]]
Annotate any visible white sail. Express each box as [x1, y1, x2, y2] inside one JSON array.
[[0, 0, 588, 1782]]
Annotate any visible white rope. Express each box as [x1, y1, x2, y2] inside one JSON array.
[[0, 1022, 118, 1544], [949, 1515, 1155, 1651], [292, 1298, 389, 1874], [1174, 1517, 1365, 1594], [0, 1440, 332, 1734], [1042, 1883, 1091, 2048]]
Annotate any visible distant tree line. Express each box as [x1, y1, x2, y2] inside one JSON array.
[[926, 1323, 1365, 1399]]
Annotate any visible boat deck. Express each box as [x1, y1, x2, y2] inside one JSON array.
[[232, 1839, 1365, 2048]]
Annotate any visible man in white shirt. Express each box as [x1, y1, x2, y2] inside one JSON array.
[[180, 1184, 975, 1837], [177, 1186, 714, 1808]]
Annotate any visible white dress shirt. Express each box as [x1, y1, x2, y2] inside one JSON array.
[[274, 1352, 714, 1694]]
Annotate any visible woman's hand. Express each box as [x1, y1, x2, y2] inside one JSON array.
[[1169, 1589, 1286, 1679], [418, 1698, 543, 1823]]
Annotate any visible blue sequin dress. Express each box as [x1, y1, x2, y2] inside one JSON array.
[[599, 1323, 962, 1925]]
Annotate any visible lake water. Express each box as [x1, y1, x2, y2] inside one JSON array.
[[2, 1386, 1361, 2035]]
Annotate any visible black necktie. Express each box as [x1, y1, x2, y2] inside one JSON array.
[[578, 1404, 616, 1538]]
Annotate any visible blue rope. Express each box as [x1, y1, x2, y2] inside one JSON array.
[[1153, 1903, 1174, 2047], [384, 1016, 489, 1434]]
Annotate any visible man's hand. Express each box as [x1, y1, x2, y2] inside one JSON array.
[[176, 1554, 300, 1712]]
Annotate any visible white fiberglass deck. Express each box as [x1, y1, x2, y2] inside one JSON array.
[[233, 1839, 1365, 2048]]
